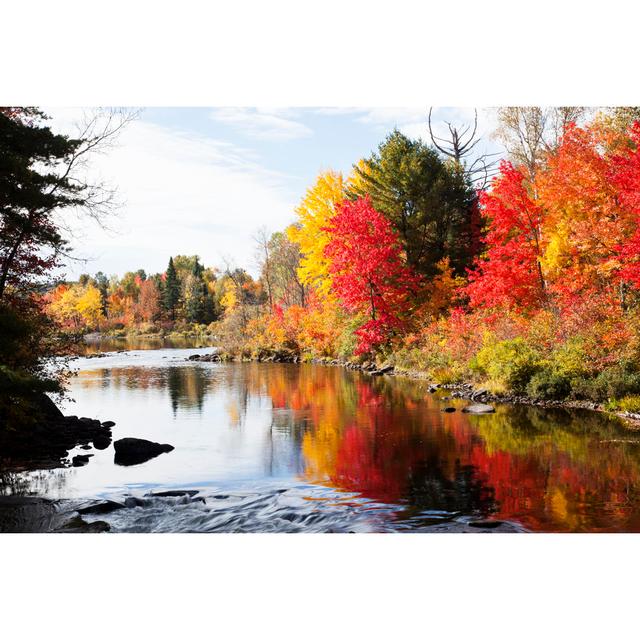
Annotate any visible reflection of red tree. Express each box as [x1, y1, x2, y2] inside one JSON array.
[[260, 362, 640, 531], [334, 425, 405, 503]]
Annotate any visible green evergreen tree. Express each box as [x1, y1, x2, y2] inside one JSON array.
[[349, 130, 476, 279], [163, 257, 180, 320]]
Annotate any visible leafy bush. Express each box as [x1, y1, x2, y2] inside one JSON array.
[[526, 368, 571, 400], [471, 337, 540, 393], [616, 395, 640, 413], [571, 363, 640, 402], [549, 339, 590, 379]]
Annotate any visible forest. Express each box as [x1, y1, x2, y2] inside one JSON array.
[[6, 106, 640, 430]]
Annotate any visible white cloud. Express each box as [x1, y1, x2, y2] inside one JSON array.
[[210, 107, 313, 140], [45, 109, 298, 278]]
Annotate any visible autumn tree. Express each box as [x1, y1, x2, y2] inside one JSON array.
[[136, 278, 161, 323], [465, 161, 546, 312], [288, 170, 345, 298], [324, 197, 419, 355]]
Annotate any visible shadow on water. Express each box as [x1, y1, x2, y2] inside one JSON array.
[[5, 346, 640, 532]]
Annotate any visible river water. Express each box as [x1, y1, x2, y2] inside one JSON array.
[[5, 338, 640, 532]]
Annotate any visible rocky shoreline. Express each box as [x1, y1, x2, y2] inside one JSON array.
[[0, 393, 114, 473], [187, 350, 640, 429]]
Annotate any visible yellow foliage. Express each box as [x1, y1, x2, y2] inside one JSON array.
[[76, 284, 105, 328], [220, 280, 238, 311], [288, 170, 345, 299]]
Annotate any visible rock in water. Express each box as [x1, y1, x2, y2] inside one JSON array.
[[441, 407, 457, 413], [71, 454, 93, 467], [113, 437, 175, 466], [462, 403, 496, 414], [76, 500, 126, 515]]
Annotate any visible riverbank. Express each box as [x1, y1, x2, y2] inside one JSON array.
[[188, 349, 640, 429]]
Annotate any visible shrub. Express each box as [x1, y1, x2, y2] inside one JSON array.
[[616, 395, 640, 413], [571, 363, 640, 402], [472, 337, 540, 393], [526, 368, 571, 400]]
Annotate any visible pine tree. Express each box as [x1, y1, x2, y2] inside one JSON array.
[[163, 257, 180, 320]]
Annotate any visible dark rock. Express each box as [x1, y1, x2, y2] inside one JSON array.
[[147, 490, 199, 498], [428, 386, 438, 393], [468, 520, 503, 529], [101, 420, 116, 428], [113, 437, 174, 466], [0, 496, 60, 533], [124, 497, 146, 508], [442, 407, 457, 413], [32, 392, 65, 420], [80, 444, 92, 450], [93, 435, 111, 450], [77, 500, 126, 515], [71, 454, 93, 467], [462, 403, 496, 414], [58, 515, 110, 533]]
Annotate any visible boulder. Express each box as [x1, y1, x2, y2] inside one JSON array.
[[113, 437, 174, 466], [462, 403, 496, 414], [32, 393, 64, 420], [93, 435, 111, 450], [441, 407, 457, 413]]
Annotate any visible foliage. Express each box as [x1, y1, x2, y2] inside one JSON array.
[[324, 197, 419, 355], [471, 337, 541, 393], [288, 170, 345, 298], [526, 369, 571, 400]]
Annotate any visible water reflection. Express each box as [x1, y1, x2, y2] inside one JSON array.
[[7, 353, 640, 532]]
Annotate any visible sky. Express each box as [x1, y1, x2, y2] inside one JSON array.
[[47, 107, 502, 279]]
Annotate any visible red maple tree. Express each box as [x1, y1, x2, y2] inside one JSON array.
[[323, 197, 419, 354]]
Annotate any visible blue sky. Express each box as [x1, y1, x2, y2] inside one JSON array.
[[50, 107, 501, 278]]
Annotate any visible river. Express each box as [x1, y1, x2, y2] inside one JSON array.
[[4, 338, 640, 532]]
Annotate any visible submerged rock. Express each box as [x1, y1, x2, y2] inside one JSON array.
[[147, 490, 199, 498], [462, 403, 496, 414], [77, 500, 126, 515], [371, 365, 394, 376], [58, 515, 110, 533], [468, 519, 504, 529], [113, 437, 174, 466]]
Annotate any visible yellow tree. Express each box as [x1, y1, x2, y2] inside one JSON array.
[[76, 284, 105, 329], [48, 284, 83, 329], [287, 170, 345, 299]]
